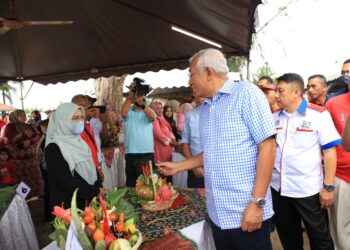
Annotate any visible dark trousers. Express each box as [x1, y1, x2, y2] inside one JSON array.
[[39, 167, 51, 222], [271, 188, 334, 250], [125, 153, 154, 187], [210, 219, 272, 250], [187, 170, 204, 188]]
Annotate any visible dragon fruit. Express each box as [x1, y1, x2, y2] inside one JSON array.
[[155, 185, 174, 205]]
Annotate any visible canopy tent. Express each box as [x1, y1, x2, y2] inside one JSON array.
[[0, 103, 17, 111], [0, 0, 260, 85], [148, 86, 193, 103]]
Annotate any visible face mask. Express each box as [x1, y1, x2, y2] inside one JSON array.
[[341, 74, 349, 86], [43, 131, 47, 135], [69, 120, 84, 135]]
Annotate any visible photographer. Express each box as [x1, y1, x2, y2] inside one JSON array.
[[121, 78, 155, 187]]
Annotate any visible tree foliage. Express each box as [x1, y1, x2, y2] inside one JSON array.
[[0, 82, 16, 104], [252, 62, 276, 83], [227, 56, 246, 72]]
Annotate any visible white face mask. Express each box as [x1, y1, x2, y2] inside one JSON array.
[[69, 120, 84, 135]]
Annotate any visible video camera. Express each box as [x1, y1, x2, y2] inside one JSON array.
[[128, 77, 151, 96]]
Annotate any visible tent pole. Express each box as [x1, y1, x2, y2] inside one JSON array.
[[246, 56, 250, 81], [19, 81, 24, 110]]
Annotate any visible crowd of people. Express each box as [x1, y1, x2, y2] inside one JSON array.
[[0, 48, 349, 250], [158, 49, 350, 250]]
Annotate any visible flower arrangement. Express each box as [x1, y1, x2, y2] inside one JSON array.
[[101, 108, 122, 147], [50, 188, 141, 250], [131, 161, 178, 211]]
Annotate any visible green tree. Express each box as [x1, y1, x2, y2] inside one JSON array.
[[227, 56, 246, 72], [252, 62, 276, 84], [0, 82, 16, 105]]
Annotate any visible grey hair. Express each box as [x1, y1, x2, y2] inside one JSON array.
[[189, 48, 229, 77]]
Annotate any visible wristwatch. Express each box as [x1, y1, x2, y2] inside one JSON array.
[[323, 184, 335, 192], [250, 197, 266, 208]]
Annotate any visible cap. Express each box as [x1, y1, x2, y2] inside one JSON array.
[[85, 95, 97, 104], [259, 84, 276, 91]]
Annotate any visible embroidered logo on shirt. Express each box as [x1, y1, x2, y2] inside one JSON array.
[[297, 120, 313, 132]]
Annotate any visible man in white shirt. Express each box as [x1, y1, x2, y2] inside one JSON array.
[[272, 73, 341, 250]]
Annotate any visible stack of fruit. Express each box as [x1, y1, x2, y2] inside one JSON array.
[[134, 161, 178, 211], [50, 188, 142, 250]]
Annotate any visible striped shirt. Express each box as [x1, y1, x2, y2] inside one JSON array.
[[199, 79, 276, 229]]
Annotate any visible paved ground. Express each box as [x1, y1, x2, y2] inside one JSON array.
[[28, 199, 310, 249]]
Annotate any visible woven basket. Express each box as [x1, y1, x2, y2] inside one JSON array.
[[131, 229, 143, 250], [141, 191, 179, 212]]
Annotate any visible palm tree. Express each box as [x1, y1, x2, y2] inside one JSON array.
[[0, 82, 16, 105]]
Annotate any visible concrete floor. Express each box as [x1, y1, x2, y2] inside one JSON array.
[[27, 199, 310, 250]]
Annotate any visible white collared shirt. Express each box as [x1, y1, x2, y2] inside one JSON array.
[[271, 99, 341, 198]]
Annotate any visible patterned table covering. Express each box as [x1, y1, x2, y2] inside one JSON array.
[[130, 188, 208, 242]]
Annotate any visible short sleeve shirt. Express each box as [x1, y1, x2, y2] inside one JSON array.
[[180, 106, 202, 156], [122, 108, 154, 154], [271, 99, 341, 197], [199, 79, 276, 229]]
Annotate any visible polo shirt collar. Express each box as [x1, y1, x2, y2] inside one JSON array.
[[204, 78, 233, 105], [297, 98, 307, 115], [279, 98, 307, 117]]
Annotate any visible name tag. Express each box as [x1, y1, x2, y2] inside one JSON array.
[[16, 181, 31, 199]]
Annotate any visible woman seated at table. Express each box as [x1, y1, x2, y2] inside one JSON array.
[[45, 103, 106, 216]]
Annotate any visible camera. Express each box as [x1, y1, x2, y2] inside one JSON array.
[[128, 77, 151, 96], [88, 105, 106, 114]]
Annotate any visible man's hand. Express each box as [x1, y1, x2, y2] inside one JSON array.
[[170, 138, 179, 147], [241, 203, 263, 232], [157, 162, 180, 176], [320, 189, 334, 208], [85, 107, 100, 120], [193, 167, 204, 178]]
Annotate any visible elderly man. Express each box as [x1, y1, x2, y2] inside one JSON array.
[[307, 74, 328, 106], [325, 74, 350, 250], [158, 48, 276, 250], [272, 73, 341, 250]]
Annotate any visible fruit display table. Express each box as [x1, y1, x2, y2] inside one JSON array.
[[132, 188, 208, 241], [0, 187, 39, 250], [43, 188, 212, 250]]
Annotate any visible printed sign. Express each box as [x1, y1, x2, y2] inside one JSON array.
[[15, 181, 31, 199]]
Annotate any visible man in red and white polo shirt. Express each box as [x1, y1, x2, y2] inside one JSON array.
[[325, 78, 350, 250], [271, 73, 341, 250]]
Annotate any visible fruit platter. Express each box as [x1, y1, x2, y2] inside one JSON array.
[[50, 188, 142, 250], [132, 161, 178, 212]]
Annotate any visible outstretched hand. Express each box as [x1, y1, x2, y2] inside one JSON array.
[[157, 162, 179, 176]]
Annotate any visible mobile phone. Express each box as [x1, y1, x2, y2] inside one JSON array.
[[89, 105, 106, 113]]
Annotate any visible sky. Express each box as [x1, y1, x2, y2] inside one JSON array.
[[6, 0, 350, 111]]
